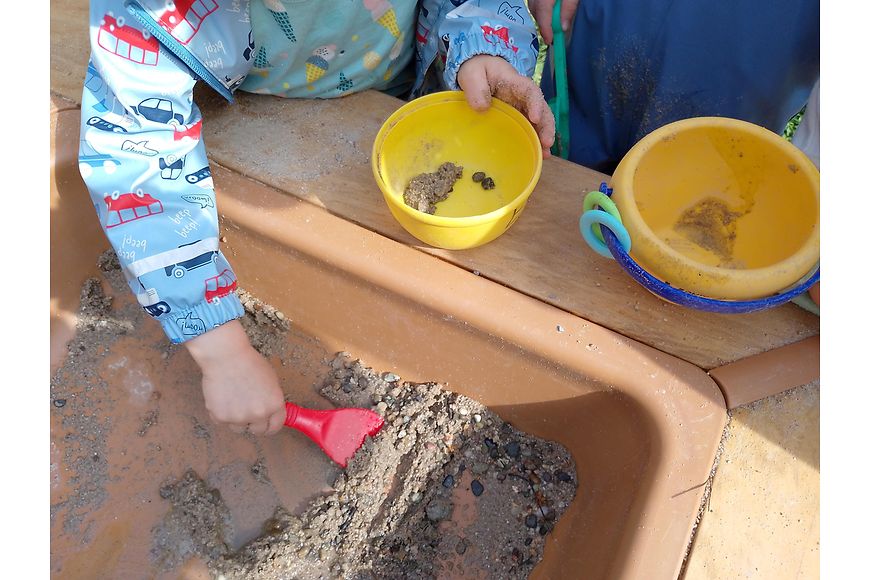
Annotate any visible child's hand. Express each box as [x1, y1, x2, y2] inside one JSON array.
[[457, 55, 556, 158], [185, 320, 286, 436], [809, 282, 820, 306], [527, 0, 581, 45]]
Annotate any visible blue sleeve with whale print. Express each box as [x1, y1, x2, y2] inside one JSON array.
[[413, 0, 540, 97]]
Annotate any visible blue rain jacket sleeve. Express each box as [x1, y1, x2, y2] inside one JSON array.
[[413, 0, 540, 96], [79, 0, 250, 344]]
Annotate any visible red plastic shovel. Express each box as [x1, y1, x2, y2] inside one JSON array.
[[284, 402, 385, 468]]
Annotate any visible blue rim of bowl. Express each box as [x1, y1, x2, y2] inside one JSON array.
[[601, 224, 820, 313]]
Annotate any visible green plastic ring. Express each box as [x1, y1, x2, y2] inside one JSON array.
[[582, 191, 622, 243]]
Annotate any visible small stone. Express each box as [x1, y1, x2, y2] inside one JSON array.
[[471, 480, 484, 496], [398, 430, 407, 439], [472, 414, 482, 423], [555, 470, 573, 483], [158, 484, 174, 500], [472, 171, 486, 182], [505, 441, 520, 458], [538, 524, 550, 536], [384, 372, 400, 383], [483, 438, 497, 449], [471, 462, 489, 475], [410, 492, 423, 503], [426, 499, 452, 522], [458, 407, 469, 416], [455, 539, 468, 555], [443, 475, 454, 488], [556, 325, 565, 333], [481, 177, 496, 190], [525, 514, 538, 528], [53, 399, 67, 408], [489, 448, 500, 459]]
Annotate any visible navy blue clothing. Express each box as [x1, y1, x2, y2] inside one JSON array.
[[541, 0, 820, 173]]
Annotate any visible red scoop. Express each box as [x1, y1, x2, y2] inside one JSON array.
[[284, 402, 385, 468]]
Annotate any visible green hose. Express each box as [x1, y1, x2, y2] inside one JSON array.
[[547, 0, 570, 159]]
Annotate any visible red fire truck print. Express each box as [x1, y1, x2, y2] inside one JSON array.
[[481, 24, 519, 53], [205, 269, 237, 304], [173, 119, 202, 142], [104, 191, 164, 228], [416, 22, 430, 44], [97, 14, 160, 65], [157, 0, 219, 45]]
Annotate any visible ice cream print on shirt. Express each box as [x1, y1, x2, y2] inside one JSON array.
[[239, 0, 417, 98], [264, 0, 297, 42], [305, 44, 336, 87], [365, 0, 400, 38]]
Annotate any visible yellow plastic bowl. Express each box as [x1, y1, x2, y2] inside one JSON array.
[[372, 91, 542, 250], [609, 117, 820, 301]]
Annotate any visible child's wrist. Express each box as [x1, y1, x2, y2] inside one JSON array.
[[184, 319, 252, 367]]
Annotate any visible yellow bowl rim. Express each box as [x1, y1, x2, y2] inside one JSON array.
[[371, 91, 542, 228], [611, 116, 821, 281]]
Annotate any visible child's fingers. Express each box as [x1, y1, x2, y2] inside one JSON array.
[[530, 0, 579, 45], [529, 0, 556, 45], [265, 408, 286, 435], [560, 1, 580, 36], [561, 1, 580, 36], [493, 77, 556, 151], [457, 59, 494, 112], [247, 419, 271, 436], [459, 55, 555, 152]]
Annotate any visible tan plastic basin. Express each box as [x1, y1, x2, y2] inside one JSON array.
[[51, 105, 727, 579]]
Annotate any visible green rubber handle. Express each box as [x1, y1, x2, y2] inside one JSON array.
[[547, 0, 570, 159]]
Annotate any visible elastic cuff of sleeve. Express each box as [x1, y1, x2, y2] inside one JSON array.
[[443, 36, 536, 91], [161, 292, 245, 344]]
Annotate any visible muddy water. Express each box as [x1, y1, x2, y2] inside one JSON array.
[[50, 257, 340, 578]]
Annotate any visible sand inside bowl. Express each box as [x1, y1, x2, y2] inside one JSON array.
[[403, 162, 464, 214]]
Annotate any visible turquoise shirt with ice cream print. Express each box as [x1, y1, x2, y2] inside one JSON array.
[[240, 0, 418, 98]]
